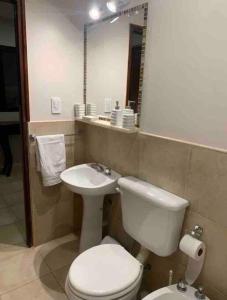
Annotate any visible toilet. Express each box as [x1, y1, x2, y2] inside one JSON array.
[[65, 176, 189, 300]]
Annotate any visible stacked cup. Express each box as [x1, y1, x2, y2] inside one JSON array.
[[86, 103, 97, 116], [110, 110, 122, 126], [122, 108, 135, 130], [74, 104, 85, 119]]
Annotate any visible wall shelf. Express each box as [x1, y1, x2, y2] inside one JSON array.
[[75, 118, 139, 134]]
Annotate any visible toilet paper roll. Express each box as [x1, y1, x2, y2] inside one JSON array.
[[179, 234, 205, 261], [179, 234, 206, 285]]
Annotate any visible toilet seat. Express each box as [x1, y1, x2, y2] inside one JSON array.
[[67, 244, 143, 300]]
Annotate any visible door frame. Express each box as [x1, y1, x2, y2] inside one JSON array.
[[0, 0, 32, 246]]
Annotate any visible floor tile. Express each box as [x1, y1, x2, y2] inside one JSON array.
[[36, 234, 79, 272], [0, 247, 50, 295], [0, 208, 16, 226], [0, 243, 28, 262], [53, 265, 70, 290], [0, 197, 6, 209], [9, 203, 25, 221], [15, 220, 26, 241], [2, 191, 24, 207], [0, 223, 25, 246], [1, 274, 67, 300]]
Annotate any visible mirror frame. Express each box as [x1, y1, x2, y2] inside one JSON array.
[[84, 3, 148, 124]]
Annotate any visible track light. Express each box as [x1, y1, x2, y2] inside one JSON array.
[[89, 7, 101, 20], [107, 1, 117, 13], [110, 17, 119, 24]]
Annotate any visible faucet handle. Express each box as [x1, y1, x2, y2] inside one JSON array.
[[195, 286, 206, 299], [177, 279, 187, 292], [104, 167, 111, 176]]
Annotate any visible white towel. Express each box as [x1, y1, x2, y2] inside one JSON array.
[[35, 134, 66, 187]]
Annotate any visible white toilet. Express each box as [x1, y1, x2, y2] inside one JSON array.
[[65, 176, 189, 300]]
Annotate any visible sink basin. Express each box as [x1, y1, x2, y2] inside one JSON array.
[[61, 164, 121, 252], [60, 164, 120, 196], [143, 285, 210, 300]]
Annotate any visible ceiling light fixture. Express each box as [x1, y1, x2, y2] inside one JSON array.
[[110, 16, 119, 24], [106, 1, 117, 13], [89, 7, 101, 20]]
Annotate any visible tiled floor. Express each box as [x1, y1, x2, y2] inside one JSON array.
[[0, 233, 79, 299], [0, 164, 26, 246]]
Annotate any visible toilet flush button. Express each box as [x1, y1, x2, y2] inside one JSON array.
[[51, 97, 62, 114]]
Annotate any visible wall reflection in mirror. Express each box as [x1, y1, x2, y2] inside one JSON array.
[[84, 4, 148, 126]]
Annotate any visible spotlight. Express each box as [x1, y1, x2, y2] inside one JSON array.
[[107, 1, 117, 13], [110, 17, 119, 24], [89, 7, 101, 20]]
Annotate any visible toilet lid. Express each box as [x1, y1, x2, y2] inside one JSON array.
[[69, 244, 142, 297]]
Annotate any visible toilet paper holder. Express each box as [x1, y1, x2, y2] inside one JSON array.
[[190, 225, 203, 240]]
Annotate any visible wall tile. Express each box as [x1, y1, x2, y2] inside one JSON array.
[[185, 146, 227, 228], [84, 125, 227, 300], [74, 194, 83, 232], [138, 134, 191, 197], [107, 194, 134, 251], [107, 131, 139, 177], [28, 121, 83, 246], [28, 121, 76, 136], [183, 211, 227, 296], [84, 125, 109, 166]]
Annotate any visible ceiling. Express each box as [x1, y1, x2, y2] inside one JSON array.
[[0, 0, 131, 28]]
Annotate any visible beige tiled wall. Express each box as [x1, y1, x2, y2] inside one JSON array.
[[28, 121, 84, 246], [83, 123, 227, 300]]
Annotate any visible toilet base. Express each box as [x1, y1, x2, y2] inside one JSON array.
[[65, 275, 141, 300]]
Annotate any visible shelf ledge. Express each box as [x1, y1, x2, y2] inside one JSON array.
[[75, 118, 139, 134]]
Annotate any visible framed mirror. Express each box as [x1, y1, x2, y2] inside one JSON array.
[[84, 3, 148, 126]]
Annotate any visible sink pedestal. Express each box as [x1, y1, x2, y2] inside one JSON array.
[[79, 195, 104, 253], [61, 164, 121, 253]]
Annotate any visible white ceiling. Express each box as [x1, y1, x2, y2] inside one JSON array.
[[46, 0, 95, 29], [0, 0, 130, 28]]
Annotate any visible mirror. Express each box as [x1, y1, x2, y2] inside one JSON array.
[[84, 4, 148, 125]]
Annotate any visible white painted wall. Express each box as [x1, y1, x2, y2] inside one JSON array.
[[25, 0, 227, 148], [87, 12, 144, 115], [26, 0, 84, 121], [137, 0, 227, 149]]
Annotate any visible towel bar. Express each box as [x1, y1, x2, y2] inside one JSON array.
[[29, 132, 82, 142]]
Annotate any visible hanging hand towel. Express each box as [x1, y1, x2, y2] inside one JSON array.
[[36, 134, 66, 187]]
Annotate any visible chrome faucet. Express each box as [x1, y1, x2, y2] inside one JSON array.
[[90, 163, 112, 175], [195, 286, 206, 299], [177, 279, 187, 292], [90, 163, 104, 172]]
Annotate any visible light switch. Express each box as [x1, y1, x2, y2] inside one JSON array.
[[51, 97, 62, 114]]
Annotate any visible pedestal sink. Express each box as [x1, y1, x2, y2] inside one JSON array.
[[60, 163, 121, 252]]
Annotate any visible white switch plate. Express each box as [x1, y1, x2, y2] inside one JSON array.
[[51, 97, 62, 114]]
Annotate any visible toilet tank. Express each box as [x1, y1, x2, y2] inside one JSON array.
[[118, 177, 189, 257]]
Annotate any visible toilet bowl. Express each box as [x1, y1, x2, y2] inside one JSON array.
[[65, 244, 143, 300]]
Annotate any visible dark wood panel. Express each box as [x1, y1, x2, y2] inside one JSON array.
[[16, 0, 33, 247], [0, 0, 33, 246]]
